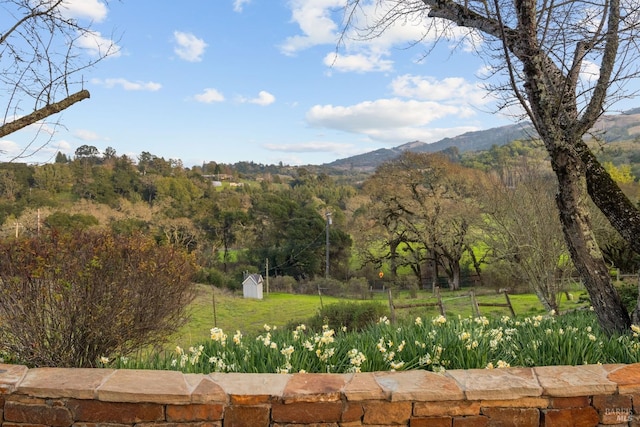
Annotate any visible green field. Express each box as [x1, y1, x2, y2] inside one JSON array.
[[172, 285, 589, 349], [174, 286, 343, 348]]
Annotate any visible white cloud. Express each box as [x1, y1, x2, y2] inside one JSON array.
[[173, 31, 207, 62], [476, 64, 495, 79], [347, 2, 434, 51], [308, 98, 461, 131], [195, 88, 225, 103], [270, 154, 305, 166], [279, 0, 344, 55], [323, 52, 393, 73], [52, 140, 72, 153], [391, 74, 488, 105], [306, 97, 481, 144], [74, 129, 100, 141], [0, 136, 75, 163], [242, 91, 276, 106], [77, 30, 121, 57], [283, 0, 473, 75], [233, 0, 251, 12], [580, 60, 600, 84], [263, 141, 344, 153], [282, 0, 423, 57], [91, 78, 162, 91], [60, 0, 108, 22], [0, 139, 20, 155], [41, 139, 73, 159], [264, 141, 361, 155], [368, 125, 479, 144]]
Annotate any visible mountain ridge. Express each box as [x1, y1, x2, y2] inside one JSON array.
[[326, 110, 640, 171]]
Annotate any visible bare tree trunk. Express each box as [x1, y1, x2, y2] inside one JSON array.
[[533, 287, 556, 313], [389, 239, 399, 277], [451, 261, 460, 291], [578, 145, 640, 256], [512, 0, 631, 333], [633, 276, 640, 325], [552, 147, 630, 334]]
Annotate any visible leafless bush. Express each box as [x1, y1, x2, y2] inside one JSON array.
[[269, 275, 296, 293], [0, 230, 195, 367]]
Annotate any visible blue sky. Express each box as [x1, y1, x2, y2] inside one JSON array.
[[3, 0, 636, 166]]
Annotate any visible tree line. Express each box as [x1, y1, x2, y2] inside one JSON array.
[[1, 140, 638, 311]]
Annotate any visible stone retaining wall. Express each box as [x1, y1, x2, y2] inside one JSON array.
[[2, 363, 640, 426]]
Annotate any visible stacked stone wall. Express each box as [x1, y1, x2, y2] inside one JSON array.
[[2, 363, 640, 426]]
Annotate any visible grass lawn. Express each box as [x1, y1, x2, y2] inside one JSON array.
[[174, 286, 341, 348], [171, 284, 590, 349]]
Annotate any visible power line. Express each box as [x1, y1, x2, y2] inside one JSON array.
[[266, 228, 326, 274]]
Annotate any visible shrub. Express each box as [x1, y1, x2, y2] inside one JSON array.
[[300, 278, 349, 297], [110, 217, 149, 235], [616, 281, 638, 312], [44, 211, 99, 230], [269, 275, 296, 293], [0, 230, 195, 367], [194, 267, 232, 288], [304, 301, 387, 332], [346, 276, 371, 299]]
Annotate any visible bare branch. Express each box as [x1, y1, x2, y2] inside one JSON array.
[[0, 1, 117, 159], [0, 89, 89, 138]]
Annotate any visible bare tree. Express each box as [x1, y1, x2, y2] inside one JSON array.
[[341, 0, 640, 333], [480, 163, 573, 313], [0, 0, 118, 160]]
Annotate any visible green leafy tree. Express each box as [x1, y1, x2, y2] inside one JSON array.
[[138, 152, 173, 177], [74, 145, 101, 164], [248, 192, 324, 279], [155, 176, 205, 216], [110, 217, 150, 235], [111, 155, 142, 201], [33, 163, 73, 194], [70, 157, 95, 200], [361, 152, 482, 290], [199, 206, 248, 272], [44, 212, 99, 231], [88, 166, 118, 206], [55, 152, 69, 163], [247, 191, 350, 280]]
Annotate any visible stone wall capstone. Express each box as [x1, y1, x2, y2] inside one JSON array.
[[2, 363, 640, 426]]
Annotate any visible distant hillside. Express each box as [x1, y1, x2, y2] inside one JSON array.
[[327, 110, 640, 171]]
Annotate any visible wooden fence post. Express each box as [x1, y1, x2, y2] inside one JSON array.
[[503, 289, 516, 317], [469, 290, 481, 317], [388, 289, 396, 324], [435, 286, 445, 317]]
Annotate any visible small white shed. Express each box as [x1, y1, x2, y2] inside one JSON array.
[[242, 273, 264, 299]]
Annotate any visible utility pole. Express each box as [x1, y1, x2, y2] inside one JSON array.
[[265, 258, 269, 295], [325, 212, 332, 279]]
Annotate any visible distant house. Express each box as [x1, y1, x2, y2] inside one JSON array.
[[242, 273, 264, 300]]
